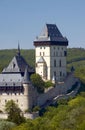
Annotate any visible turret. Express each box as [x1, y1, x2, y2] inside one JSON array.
[[22, 66, 33, 110]]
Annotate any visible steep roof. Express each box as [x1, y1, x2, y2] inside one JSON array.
[[37, 56, 46, 63], [34, 24, 68, 46], [2, 48, 34, 75], [22, 66, 30, 84]]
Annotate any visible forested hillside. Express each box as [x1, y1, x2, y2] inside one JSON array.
[[0, 49, 35, 72], [0, 48, 85, 80], [12, 93, 85, 130]]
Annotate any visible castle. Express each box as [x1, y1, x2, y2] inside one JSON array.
[[0, 24, 76, 113]]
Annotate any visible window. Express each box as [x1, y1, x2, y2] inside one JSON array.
[[40, 47, 42, 49], [54, 60, 56, 67], [43, 52, 45, 56], [60, 52, 62, 56], [44, 47, 45, 49], [54, 71, 56, 76], [54, 52, 55, 56], [40, 52, 41, 56], [54, 71, 56, 80], [56, 52, 58, 56], [60, 71, 62, 77], [16, 100, 18, 103], [5, 100, 7, 103], [13, 62, 16, 68], [64, 51, 67, 56], [59, 60, 61, 67]]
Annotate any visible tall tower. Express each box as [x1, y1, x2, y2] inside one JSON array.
[[34, 24, 68, 82]]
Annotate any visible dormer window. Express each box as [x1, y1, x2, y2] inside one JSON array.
[[13, 62, 16, 68]]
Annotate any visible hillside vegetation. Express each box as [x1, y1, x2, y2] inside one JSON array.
[[12, 93, 85, 130], [0, 49, 35, 72], [0, 48, 85, 79]]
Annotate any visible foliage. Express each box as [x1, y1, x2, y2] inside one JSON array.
[[57, 98, 68, 105], [0, 49, 35, 72], [5, 100, 25, 125], [0, 120, 16, 130], [12, 94, 85, 130], [30, 74, 45, 93], [44, 80, 54, 88], [32, 106, 40, 112]]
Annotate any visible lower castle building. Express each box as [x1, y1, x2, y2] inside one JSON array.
[[0, 46, 37, 112]]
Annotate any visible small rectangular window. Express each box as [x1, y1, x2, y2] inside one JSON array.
[[64, 51, 67, 56], [60, 71, 62, 76], [54, 60, 56, 67], [40, 52, 41, 56], [43, 52, 45, 56]]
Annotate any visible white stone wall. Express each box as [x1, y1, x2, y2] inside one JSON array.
[[35, 46, 51, 80], [0, 112, 39, 119], [35, 45, 67, 81], [0, 93, 28, 112], [0, 84, 38, 112]]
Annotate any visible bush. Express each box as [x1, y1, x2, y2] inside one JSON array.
[[32, 106, 40, 112], [44, 81, 54, 88], [30, 74, 45, 93], [5, 100, 25, 125], [0, 121, 16, 130]]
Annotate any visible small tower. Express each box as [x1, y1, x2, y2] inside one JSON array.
[[34, 24, 68, 82], [36, 56, 47, 80], [22, 66, 33, 110]]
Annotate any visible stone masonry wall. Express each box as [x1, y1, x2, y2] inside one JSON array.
[[37, 72, 77, 106]]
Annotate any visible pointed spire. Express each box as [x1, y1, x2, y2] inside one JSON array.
[[17, 41, 20, 56], [22, 66, 30, 84]]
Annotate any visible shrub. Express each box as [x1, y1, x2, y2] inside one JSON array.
[[44, 81, 54, 88]]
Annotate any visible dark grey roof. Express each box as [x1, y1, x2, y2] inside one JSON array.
[[34, 24, 68, 45], [22, 66, 30, 84], [2, 53, 34, 74]]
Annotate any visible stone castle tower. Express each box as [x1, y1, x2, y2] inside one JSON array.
[[34, 24, 68, 82]]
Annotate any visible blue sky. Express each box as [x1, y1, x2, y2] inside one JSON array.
[[0, 0, 85, 49]]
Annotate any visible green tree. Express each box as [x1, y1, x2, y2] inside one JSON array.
[[44, 80, 54, 88], [0, 121, 16, 130], [30, 74, 45, 93], [5, 100, 25, 125]]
